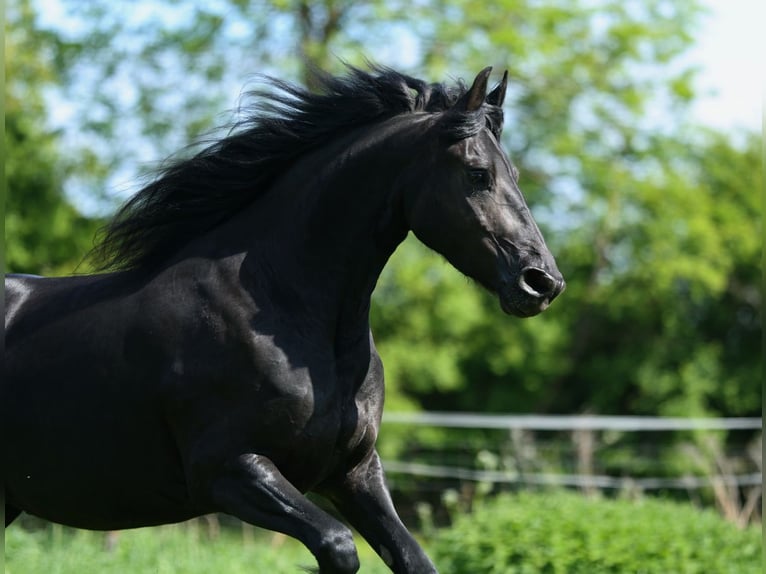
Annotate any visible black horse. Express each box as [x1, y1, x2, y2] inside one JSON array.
[[4, 66, 563, 573]]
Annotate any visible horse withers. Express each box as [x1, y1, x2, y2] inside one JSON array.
[[4, 66, 563, 573]]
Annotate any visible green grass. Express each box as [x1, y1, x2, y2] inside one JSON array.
[[6, 492, 762, 574], [5, 522, 392, 574]]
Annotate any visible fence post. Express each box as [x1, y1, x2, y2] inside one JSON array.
[[573, 427, 597, 497]]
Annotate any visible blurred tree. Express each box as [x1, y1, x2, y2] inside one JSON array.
[[367, 0, 761, 419], [40, 0, 703, 204], [5, 0, 101, 274], [376, 131, 760, 419]]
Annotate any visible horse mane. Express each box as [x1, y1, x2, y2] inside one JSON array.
[[91, 65, 504, 272]]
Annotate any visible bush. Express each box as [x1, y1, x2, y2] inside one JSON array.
[[431, 490, 761, 574]]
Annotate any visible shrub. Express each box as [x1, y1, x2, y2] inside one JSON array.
[[431, 490, 761, 574]]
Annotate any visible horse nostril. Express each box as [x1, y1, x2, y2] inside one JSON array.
[[519, 267, 558, 298]]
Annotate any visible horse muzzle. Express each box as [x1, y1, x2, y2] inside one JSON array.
[[498, 266, 565, 317]]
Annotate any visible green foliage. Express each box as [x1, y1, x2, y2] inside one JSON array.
[[5, 0, 101, 274], [431, 491, 762, 574], [5, 522, 391, 574], [38, 0, 706, 204], [554, 132, 762, 418], [372, 132, 761, 420], [372, 239, 572, 413], [7, 493, 761, 573]]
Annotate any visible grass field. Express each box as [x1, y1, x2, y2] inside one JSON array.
[[5, 521, 393, 574], [6, 491, 762, 573]]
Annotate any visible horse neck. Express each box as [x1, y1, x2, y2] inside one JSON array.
[[233, 117, 424, 328]]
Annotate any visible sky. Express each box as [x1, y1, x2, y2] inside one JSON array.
[[685, 0, 764, 132]]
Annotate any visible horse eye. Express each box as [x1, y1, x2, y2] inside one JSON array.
[[467, 168, 491, 190]]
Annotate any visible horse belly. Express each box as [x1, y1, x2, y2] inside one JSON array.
[[4, 373, 197, 530], [6, 414, 196, 529]]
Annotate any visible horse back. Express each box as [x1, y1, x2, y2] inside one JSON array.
[[5, 273, 42, 331]]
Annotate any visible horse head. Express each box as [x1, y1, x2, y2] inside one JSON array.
[[404, 67, 564, 318]]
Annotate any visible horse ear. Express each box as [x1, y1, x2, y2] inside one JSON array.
[[455, 67, 493, 112], [486, 70, 508, 107]]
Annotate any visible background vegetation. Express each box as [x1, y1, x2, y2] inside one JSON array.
[[431, 490, 762, 573], [6, 491, 761, 574], [5, 517, 388, 574]]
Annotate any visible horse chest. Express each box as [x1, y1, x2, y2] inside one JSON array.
[[284, 366, 374, 444], [240, 336, 382, 489]]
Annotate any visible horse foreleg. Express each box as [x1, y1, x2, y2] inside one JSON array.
[[319, 449, 438, 574], [209, 453, 360, 574]]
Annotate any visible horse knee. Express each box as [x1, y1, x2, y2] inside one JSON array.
[[316, 527, 360, 574]]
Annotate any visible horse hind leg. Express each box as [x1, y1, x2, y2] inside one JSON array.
[[5, 504, 22, 527], [208, 453, 360, 574]]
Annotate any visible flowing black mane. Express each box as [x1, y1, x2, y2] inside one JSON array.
[[92, 66, 504, 272]]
